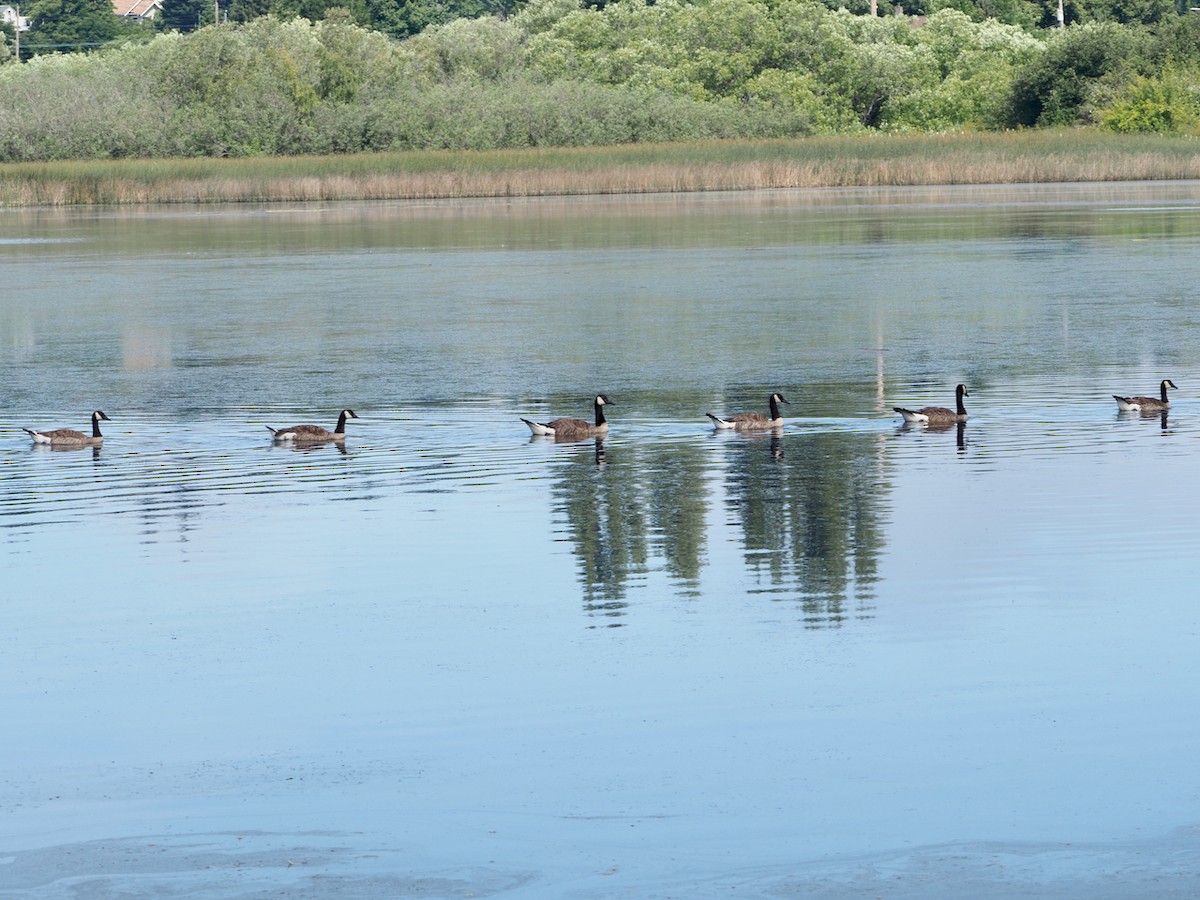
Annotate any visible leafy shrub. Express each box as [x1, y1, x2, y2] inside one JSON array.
[[1078, 0, 1175, 26], [882, 10, 1039, 129], [924, 0, 1037, 28], [1003, 22, 1147, 128], [1100, 65, 1200, 134], [0, 48, 170, 158], [512, 0, 580, 36], [403, 15, 524, 82], [7, 1, 1195, 161]]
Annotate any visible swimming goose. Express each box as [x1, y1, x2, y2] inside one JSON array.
[[1113, 379, 1176, 412], [267, 409, 358, 442], [894, 384, 969, 425], [522, 394, 612, 440], [24, 410, 110, 446], [707, 392, 789, 430]]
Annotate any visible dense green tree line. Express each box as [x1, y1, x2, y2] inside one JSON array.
[[12, 0, 1187, 49], [3, 0, 1200, 161]]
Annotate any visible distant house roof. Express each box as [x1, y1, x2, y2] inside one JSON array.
[[112, 0, 162, 19], [1, 4, 30, 29]]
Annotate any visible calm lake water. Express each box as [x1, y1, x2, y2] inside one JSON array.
[[3, 184, 1200, 897]]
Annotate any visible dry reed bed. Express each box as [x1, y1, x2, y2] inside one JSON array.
[[3, 135, 1200, 206]]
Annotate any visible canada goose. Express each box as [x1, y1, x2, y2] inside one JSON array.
[[23, 410, 110, 446], [1113, 379, 1176, 412], [707, 392, 789, 430], [267, 409, 358, 442], [894, 384, 969, 425], [521, 394, 612, 440]]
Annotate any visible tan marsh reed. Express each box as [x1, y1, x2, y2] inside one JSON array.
[[3, 132, 1200, 207]]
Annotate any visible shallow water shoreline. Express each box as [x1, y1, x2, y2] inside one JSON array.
[[3, 826, 1197, 898]]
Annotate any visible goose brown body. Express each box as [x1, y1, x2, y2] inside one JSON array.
[[1113, 379, 1176, 412], [707, 392, 789, 431], [24, 410, 110, 446], [522, 395, 612, 440], [268, 409, 358, 441], [540, 417, 604, 440], [894, 384, 968, 425]]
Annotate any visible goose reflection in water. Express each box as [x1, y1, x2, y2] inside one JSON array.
[[31, 443, 103, 459], [896, 418, 967, 451], [525, 430, 608, 468], [711, 425, 786, 460], [1112, 407, 1171, 432], [272, 439, 350, 455]]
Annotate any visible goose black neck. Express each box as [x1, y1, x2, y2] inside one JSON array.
[[92, 417, 104, 438], [594, 402, 607, 428], [1161, 381, 1171, 403], [769, 396, 781, 420], [956, 388, 967, 416], [335, 412, 349, 434]]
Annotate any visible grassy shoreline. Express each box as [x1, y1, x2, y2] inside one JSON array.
[[3, 131, 1200, 207]]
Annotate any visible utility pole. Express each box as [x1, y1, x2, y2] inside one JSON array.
[[13, 3, 18, 60]]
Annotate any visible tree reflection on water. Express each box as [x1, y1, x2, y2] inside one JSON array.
[[548, 428, 888, 627], [722, 430, 884, 627], [550, 438, 647, 624]]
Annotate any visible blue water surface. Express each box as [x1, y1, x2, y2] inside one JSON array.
[[1, 185, 1199, 897]]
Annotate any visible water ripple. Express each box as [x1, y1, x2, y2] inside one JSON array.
[[3, 384, 1199, 618]]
